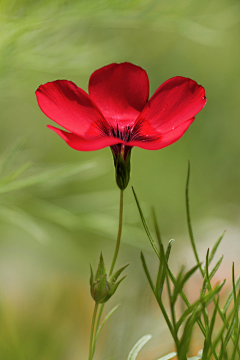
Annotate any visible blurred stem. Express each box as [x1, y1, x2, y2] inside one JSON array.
[[88, 303, 98, 360], [90, 189, 124, 359]]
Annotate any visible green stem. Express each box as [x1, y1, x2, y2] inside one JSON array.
[[186, 162, 204, 277], [185, 164, 218, 360], [89, 189, 124, 360], [88, 303, 98, 360], [90, 304, 104, 357], [109, 189, 124, 276]]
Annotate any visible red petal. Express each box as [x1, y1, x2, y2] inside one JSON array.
[[128, 118, 194, 150], [36, 80, 109, 138], [88, 63, 149, 125], [47, 125, 122, 151], [133, 76, 206, 137]]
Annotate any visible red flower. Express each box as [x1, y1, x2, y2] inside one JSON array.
[[36, 62, 206, 189]]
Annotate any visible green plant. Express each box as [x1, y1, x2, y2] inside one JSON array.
[[132, 164, 240, 360]]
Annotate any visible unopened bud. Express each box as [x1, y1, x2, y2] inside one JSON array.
[[90, 252, 129, 304], [111, 145, 132, 190]]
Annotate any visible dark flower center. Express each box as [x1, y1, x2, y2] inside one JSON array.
[[111, 124, 131, 142]]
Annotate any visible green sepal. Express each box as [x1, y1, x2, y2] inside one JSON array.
[[90, 252, 129, 304], [95, 252, 106, 281], [103, 276, 127, 303], [115, 151, 131, 190], [110, 263, 130, 283], [90, 264, 94, 297]]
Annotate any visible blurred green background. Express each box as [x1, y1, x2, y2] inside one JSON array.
[[0, 0, 240, 359]]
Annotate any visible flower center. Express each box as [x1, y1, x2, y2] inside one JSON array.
[[111, 124, 131, 142]]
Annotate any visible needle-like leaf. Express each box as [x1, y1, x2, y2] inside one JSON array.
[[127, 334, 152, 360], [209, 231, 226, 264], [132, 187, 160, 259]]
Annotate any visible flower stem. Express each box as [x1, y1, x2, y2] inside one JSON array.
[[90, 189, 124, 359], [109, 189, 124, 276], [90, 304, 104, 357], [88, 303, 98, 360]]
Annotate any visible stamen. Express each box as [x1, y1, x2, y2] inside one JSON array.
[[111, 124, 132, 142]]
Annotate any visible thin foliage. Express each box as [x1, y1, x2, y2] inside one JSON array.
[[132, 164, 240, 359]]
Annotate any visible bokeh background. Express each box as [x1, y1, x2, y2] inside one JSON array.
[[0, 0, 240, 359]]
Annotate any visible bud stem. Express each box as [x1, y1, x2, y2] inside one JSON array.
[[88, 303, 98, 360], [89, 189, 124, 359]]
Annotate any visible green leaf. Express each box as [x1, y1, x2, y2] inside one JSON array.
[[222, 292, 240, 350], [202, 297, 219, 358], [219, 340, 227, 360], [158, 247, 207, 339], [152, 207, 162, 249], [177, 280, 225, 331], [181, 264, 202, 289], [200, 249, 210, 296], [180, 307, 201, 358], [205, 248, 210, 281], [210, 292, 240, 358], [172, 265, 185, 305], [166, 239, 175, 261], [232, 263, 237, 308], [173, 264, 200, 305], [231, 264, 240, 356], [0, 138, 26, 177], [157, 352, 177, 360], [109, 263, 130, 283], [0, 204, 48, 243], [0, 161, 32, 187], [209, 256, 224, 280], [156, 239, 174, 299], [200, 276, 208, 297], [230, 322, 240, 360], [200, 250, 238, 356], [223, 273, 240, 314], [209, 231, 226, 264], [140, 252, 155, 295], [94, 304, 120, 345], [141, 251, 176, 343], [132, 187, 160, 259], [156, 257, 164, 298], [127, 334, 152, 360], [208, 297, 219, 338], [0, 160, 99, 193]]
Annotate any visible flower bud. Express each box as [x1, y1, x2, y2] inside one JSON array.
[[92, 274, 111, 303], [111, 144, 132, 190], [90, 252, 129, 304]]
